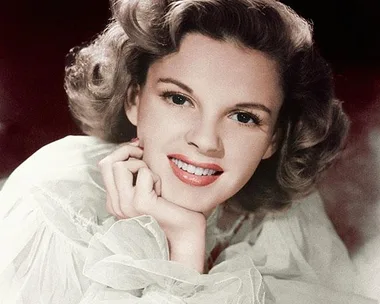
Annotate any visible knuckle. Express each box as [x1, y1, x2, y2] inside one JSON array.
[[133, 197, 146, 214], [139, 166, 147, 172], [98, 157, 110, 169], [138, 167, 150, 176], [116, 211, 127, 219], [112, 161, 124, 171], [140, 161, 149, 168], [106, 200, 125, 219], [120, 204, 134, 217]]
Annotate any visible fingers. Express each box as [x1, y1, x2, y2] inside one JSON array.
[[99, 140, 144, 219], [113, 159, 148, 218], [100, 144, 143, 165], [99, 139, 166, 221], [134, 167, 159, 212], [134, 169, 181, 225], [100, 162, 120, 217]]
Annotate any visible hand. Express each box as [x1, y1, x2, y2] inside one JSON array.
[[98, 139, 207, 272]]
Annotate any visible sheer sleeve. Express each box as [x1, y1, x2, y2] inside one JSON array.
[[79, 193, 378, 304], [79, 215, 267, 304], [215, 192, 378, 304], [0, 136, 115, 303], [0, 183, 95, 303], [1, 184, 377, 303]]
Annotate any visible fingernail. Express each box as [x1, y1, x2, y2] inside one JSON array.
[[130, 137, 139, 143]]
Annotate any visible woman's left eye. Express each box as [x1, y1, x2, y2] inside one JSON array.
[[229, 112, 262, 126], [161, 91, 192, 106]]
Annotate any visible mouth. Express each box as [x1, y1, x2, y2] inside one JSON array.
[[168, 154, 223, 187]]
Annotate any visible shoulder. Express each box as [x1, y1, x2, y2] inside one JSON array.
[[13, 135, 115, 176], [256, 192, 356, 290], [261, 192, 336, 250], [4, 135, 116, 189], [6, 135, 115, 183], [1, 135, 118, 229]]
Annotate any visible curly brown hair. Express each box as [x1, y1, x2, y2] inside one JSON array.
[[64, 0, 349, 212]]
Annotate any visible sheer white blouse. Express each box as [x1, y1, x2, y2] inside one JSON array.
[[0, 136, 376, 303]]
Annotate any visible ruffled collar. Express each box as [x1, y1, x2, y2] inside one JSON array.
[[82, 215, 266, 303]]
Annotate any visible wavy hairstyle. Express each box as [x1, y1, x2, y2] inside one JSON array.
[[64, 0, 349, 212]]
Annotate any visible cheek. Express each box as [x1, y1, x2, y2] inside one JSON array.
[[136, 101, 164, 143], [234, 156, 259, 184], [225, 134, 270, 178], [226, 130, 271, 159]]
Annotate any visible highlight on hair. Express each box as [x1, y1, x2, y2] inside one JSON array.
[[64, 0, 349, 212]]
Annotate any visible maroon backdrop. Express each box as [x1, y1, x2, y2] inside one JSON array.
[[0, 0, 109, 176]]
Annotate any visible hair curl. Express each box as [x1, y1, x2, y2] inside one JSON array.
[[64, 0, 349, 212]]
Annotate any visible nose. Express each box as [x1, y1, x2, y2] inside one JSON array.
[[185, 117, 224, 157]]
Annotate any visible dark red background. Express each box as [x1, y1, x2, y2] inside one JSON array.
[[1, 1, 380, 253]]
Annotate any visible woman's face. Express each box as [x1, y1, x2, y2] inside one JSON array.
[[126, 33, 283, 214]]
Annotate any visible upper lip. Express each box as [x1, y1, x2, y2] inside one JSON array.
[[168, 154, 224, 172]]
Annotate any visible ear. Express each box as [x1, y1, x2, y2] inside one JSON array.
[[125, 84, 140, 127], [262, 128, 281, 159]]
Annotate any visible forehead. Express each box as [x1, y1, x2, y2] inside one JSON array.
[[147, 33, 283, 108]]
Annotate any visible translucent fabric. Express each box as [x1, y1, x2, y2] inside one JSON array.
[[0, 136, 376, 303]]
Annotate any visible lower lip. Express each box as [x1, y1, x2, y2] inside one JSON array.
[[169, 159, 221, 187]]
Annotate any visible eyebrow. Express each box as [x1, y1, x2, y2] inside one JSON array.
[[157, 77, 272, 115], [157, 77, 193, 94], [234, 103, 272, 116]]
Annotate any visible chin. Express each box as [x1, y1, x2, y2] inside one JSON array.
[[162, 186, 224, 214]]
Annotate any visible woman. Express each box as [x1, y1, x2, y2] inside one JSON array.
[[0, 0, 376, 303]]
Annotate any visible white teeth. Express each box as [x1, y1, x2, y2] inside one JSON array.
[[187, 164, 196, 174], [171, 158, 218, 176], [194, 167, 203, 176], [177, 159, 184, 169]]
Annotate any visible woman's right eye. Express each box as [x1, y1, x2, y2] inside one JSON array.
[[161, 91, 192, 107]]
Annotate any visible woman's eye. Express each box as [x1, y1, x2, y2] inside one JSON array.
[[230, 112, 262, 126], [161, 92, 192, 106], [171, 94, 188, 105]]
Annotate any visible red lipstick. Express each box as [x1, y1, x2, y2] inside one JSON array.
[[168, 154, 223, 187], [168, 154, 223, 171]]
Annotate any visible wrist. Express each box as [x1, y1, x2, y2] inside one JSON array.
[[168, 224, 206, 273]]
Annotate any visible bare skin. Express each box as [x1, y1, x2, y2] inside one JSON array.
[[98, 139, 207, 272]]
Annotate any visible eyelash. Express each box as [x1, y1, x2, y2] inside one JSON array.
[[229, 111, 263, 127], [160, 90, 193, 107], [159, 90, 263, 127]]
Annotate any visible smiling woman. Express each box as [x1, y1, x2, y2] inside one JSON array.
[[124, 34, 282, 214], [0, 0, 377, 303]]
